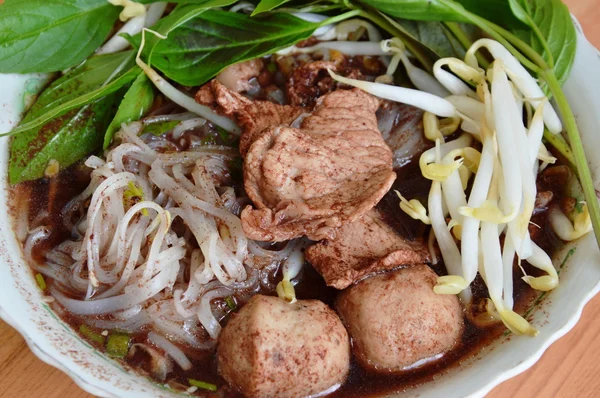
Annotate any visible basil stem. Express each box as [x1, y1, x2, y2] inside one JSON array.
[[542, 69, 600, 248], [354, 9, 435, 72], [486, 21, 549, 71], [443, 22, 489, 68], [436, 0, 541, 73], [543, 129, 576, 168], [435, 0, 600, 248], [356, 0, 599, 248], [321, 9, 362, 25]]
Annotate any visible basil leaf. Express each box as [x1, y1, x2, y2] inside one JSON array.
[[128, 0, 237, 57], [23, 52, 135, 123], [104, 73, 155, 149], [0, 0, 120, 73], [361, 0, 522, 26], [5, 53, 139, 137], [142, 120, 180, 136], [9, 93, 122, 184], [147, 10, 320, 86], [455, 0, 523, 28], [509, 0, 576, 85], [394, 20, 472, 59], [360, 0, 468, 22], [137, 0, 232, 3], [252, 0, 291, 15], [152, 0, 238, 33]]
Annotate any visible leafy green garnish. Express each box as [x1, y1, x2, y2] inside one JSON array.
[[123, 181, 145, 201], [359, 0, 468, 22], [138, 10, 321, 86], [104, 72, 155, 149], [127, 0, 238, 58], [188, 379, 217, 392], [252, 0, 292, 15], [10, 93, 123, 184], [0, 0, 120, 73], [216, 126, 238, 147], [123, 181, 149, 215], [4, 52, 139, 138], [80, 324, 106, 345], [138, 0, 231, 3], [2, 0, 595, 248], [360, 0, 522, 26], [359, 0, 599, 247], [393, 20, 474, 59], [224, 296, 236, 311], [106, 332, 131, 358], [142, 120, 180, 136], [26, 52, 134, 115], [508, 0, 576, 85], [456, 0, 524, 27]]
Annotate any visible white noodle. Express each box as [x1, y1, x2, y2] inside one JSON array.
[[148, 331, 193, 371], [197, 287, 233, 339]]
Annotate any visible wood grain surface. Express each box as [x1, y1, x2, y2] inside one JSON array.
[[1, 1, 600, 397]]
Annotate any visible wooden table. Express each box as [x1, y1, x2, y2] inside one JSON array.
[[2, 1, 600, 397]]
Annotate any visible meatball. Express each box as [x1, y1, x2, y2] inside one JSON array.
[[218, 295, 350, 397], [337, 265, 463, 372]]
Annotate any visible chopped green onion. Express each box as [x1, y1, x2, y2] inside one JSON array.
[[80, 324, 106, 345], [216, 126, 237, 146], [188, 379, 217, 392], [35, 273, 46, 291], [123, 181, 148, 216], [123, 181, 144, 201], [200, 134, 217, 145], [267, 62, 277, 73], [224, 296, 236, 311], [143, 120, 179, 136], [106, 332, 131, 358]]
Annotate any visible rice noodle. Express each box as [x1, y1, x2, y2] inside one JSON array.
[[86, 312, 152, 332], [24, 226, 50, 265], [197, 287, 233, 339], [172, 118, 207, 139], [148, 331, 193, 371], [26, 105, 279, 355]]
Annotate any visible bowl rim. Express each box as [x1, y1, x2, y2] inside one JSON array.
[[1, 14, 599, 398]]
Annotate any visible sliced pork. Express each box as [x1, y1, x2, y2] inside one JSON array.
[[195, 80, 304, 156], [241, 89, 396, 242], [337, 265, 464, 372], [218, 295, 350, 397], [305, 209, 430, 289]]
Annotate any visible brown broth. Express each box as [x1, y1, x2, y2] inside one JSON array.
[[8, 51, 569, 396], [9, 152, 567, 397]]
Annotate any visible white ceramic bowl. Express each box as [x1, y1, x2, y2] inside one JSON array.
[[1, 18, 600, 398]]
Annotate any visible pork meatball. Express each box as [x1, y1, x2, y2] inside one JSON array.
[[337, 265, 463, 372], [218, 295, 350, 397]]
